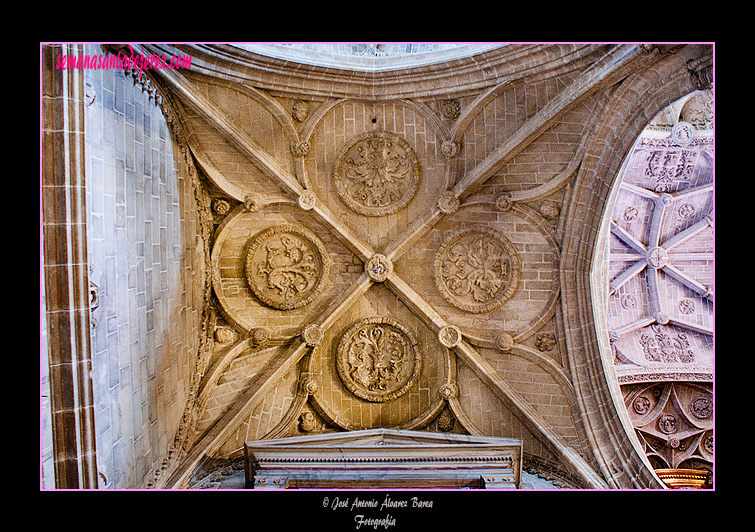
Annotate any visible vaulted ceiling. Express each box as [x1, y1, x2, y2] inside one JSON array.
[[114, 43, 713, 489]]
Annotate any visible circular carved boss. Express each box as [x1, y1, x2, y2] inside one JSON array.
[[245, 224, 330, 311], [434, 227, 521, 314], [333, 130, 420, 217], [336, 317, 421, 403]]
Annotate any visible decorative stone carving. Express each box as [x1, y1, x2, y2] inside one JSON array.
[[437, 191, 460, 214], [440, 382, 459, 400], [679, 299, 695, 315], [436, 409, 455, 432], [495, 332, 514, 353], [535, 333, 556, 352], [248, 327, 270, 348], [434, 227, 521, 313], [335, 317, 421, 403], [654, 311, 670, 325], [212, 198, 231, 215], [245, 224, 330, 310], [633, 396, 651, 415], [645, 149, 696, 192], [646, 246, 669, 269], [678, 203, 695, 219], [215, 326, 236, 344], [298, 190, 316, 210], [365, 254, 392, 282], [301, 377, 319, 396], [333, 130, 420, 217], [291, 141, 310, 158], [703, 433, 713, 454], [689, 397, 712, 419], [539, 200, 560, 221], [640, 325, 695, 363], [291, 100, 310, 122], [657, 413, 678, 435], [621, 294, 637, 310], [439, 99, 461, 120], [438, 325, 462, 348], [440, 140, 459, 158], [302, 324, 324, 346], [243, 193, 263, 212], [298, 412, 316, 432], [672, 121, 696, 146], [495, 193, 513, 212]]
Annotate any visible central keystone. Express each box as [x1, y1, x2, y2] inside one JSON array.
[[646, 246, 669, 269], [365, 254, 393, 282]]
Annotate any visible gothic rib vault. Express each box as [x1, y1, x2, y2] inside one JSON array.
[[111, 43, 713, 489]]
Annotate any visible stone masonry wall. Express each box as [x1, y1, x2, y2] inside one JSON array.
[[83, 44, 204, 489]]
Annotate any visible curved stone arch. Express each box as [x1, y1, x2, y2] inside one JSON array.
[[299, 97, 348, 144], [449, 81, 510, 145], [170, 78, 304, 202], [192, 339, 255, 435], [561, 46, 710, 489], [194, 74, 303, 156], [401, 98, 452, 141], [492, 343, 585, 452], [510, 344, 577, 408], [235, 81, 301, 142], [152, 59, 304, 149], [509, 202, 561, 343]]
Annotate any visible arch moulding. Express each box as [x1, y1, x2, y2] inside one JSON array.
[[560, 44, 712, 489]]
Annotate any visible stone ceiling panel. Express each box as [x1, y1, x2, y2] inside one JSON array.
[[211, 202, 363, 336], [122, 43, 714, 490], [309, 283, 448, 432], [395, 200, 560, 346], [305, 100, 449, 251], [606, 96, 714, 386]]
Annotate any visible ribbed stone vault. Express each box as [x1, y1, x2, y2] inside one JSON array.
[[102, 43, 713, 489]]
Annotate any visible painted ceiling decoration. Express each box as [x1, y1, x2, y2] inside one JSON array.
[[103, 43, 712, 489]]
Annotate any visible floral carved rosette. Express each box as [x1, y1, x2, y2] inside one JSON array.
[[245, 224, 330, 311], [333, 130, 420, 216], [336, 317, 421, 403], [434, 227, 521, 313]]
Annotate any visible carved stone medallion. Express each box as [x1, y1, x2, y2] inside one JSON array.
[[438, 325, 462, 348], [245, 224, 330, 310], [336, 317, 421, 403], [434, 227, 521, 313], [689, 397, 712, 419], [365, 254, 392, 282], [333, 130, 420, 217]]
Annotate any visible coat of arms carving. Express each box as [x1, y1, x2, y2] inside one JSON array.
[[639, 324, 695, 364], [245, 224, 330, 310], [336, 317, 421, 403], [333, 130, 420, 217], [434, 227, 521, 313]]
